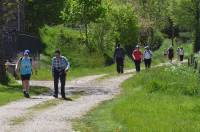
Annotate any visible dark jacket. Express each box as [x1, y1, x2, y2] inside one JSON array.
[[114, 47, 125, 59]]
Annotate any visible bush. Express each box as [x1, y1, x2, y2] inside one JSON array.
[[150, 31, 164, 51]]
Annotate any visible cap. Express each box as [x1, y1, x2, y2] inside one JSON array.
[[136, 45, 140, 48], [24, 50, 30, 55]]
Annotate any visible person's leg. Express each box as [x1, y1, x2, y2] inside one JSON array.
[[135, 61, 140, 72], [144, 59, 148, 69], [121, 58, 124, 73], [116, 58, 120, 73], [149, 59, 152, 68], [134, 60, 137, 72], [22, 80, 27, 97], [180, 55, 184, 61], [138, 61, 141, 72], [53, 71, 59, 98], [24, 80, 30, 98], [60, 71, 66, 98]]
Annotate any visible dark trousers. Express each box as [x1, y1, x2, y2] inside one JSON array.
[[180, 55, 184, 61], [144, 59, 152, 68], [116, 57, 124, 73], [53, 70, 66, 98], [134, 60, 141, 72]]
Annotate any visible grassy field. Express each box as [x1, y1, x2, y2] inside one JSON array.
[[0, 83, 49, 106], [73, 65, 200, 132]]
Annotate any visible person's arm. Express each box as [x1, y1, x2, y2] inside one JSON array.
[[51, 58, 55, 77], [15, 58, 21, 74], [140, 51, 143, 61], [63, 57, 70, 72], [132, 50, 136, 60]]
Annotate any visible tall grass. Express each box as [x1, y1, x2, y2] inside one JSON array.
[[73, 66, 200, 132]]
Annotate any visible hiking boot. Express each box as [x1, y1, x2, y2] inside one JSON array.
[[53, 94, 58, 98], [62, 97, 73, 101], [26, 93, 30, 98], [23, 91, 30, 98], [23, 91, 26, 97]]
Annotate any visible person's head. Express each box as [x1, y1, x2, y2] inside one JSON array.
[[136, 45, 140, 50], [145, 46, 149, 50], [117, 43, 120, 48], [55, 50, 61, 58], [23, 50, 30, 58]]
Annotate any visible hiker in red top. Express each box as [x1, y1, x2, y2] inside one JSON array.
[[132, 45, 143, 72]]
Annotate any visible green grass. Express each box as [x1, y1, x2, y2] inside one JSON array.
[[73, 65, 200, 132], [0, 83, 49, 106]]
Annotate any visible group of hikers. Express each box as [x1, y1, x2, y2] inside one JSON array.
[[113, 44, 153, 73], [14, 44, 184, 99], [15, 49, 71, 100], [113, 44, 185, 73]]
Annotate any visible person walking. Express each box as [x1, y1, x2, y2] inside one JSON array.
[[167, 46, 174, 63], [143, 46, 153, 69], [113, 43, 125, 74], [15, 50, 32, 98], [132, 45, 143, 72], [178, 47, 184, 62], [51, 50, 71, 100]]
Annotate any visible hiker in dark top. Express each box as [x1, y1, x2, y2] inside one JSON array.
[[132, 45, 143, 72], [113, 44, 125, 74], [52, 50, 72, 100], [167, 46, 174, 63]]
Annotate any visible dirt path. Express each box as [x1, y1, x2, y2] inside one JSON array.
[[1, 61, 182, 132], [0, 73, 132, 132]]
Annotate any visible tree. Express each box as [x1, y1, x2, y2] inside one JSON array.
[[25, 0, 65, 34], [172, 0, 200, 52], [0, 1, 10, 84], [132, 0, 173, 46], [112, 4, 139, 54], [61, 0, 106, 48]]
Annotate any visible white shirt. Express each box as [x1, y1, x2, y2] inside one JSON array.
[[144, 50, 153, 59], [179, 49, 184, 55]]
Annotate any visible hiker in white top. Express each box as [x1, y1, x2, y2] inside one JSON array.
[[143, 46, 153, 69], [178, 47, 184, 62]]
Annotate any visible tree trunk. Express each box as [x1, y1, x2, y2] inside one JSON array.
[[0, 1, 9, 84], [194, 1, 200, 52], [85, 23, 89, 47]]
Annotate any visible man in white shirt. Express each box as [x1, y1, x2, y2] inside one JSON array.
[[143, 46, 153, 69]]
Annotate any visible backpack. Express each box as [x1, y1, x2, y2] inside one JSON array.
[[19, 57, 33, 73]]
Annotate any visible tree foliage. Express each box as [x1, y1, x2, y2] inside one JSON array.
[[61, 0, 106, 48], [25, 0, 65, 34]]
